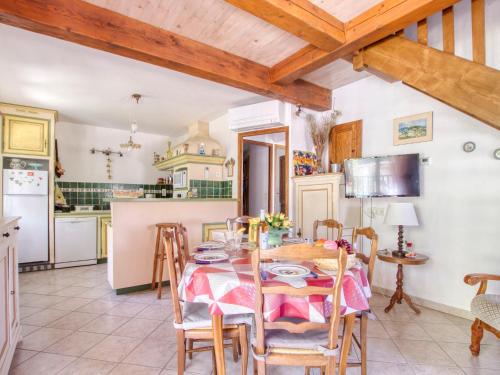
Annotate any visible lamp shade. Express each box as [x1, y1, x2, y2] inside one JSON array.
[[384, 203, 419, 226]]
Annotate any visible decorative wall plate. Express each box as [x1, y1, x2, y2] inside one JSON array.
[[463, 141, 476, 153], [494, 148, 500, 160]]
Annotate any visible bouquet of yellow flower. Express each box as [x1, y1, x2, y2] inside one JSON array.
[[265, 212, 291, 230]]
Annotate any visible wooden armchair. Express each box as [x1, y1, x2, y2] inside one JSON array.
[[464, 273, 500, 355]]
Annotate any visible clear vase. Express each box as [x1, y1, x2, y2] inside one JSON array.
[[268, 228, 285, 247]]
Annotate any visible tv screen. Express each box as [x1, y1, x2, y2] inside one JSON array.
[[344, 154, 420, 198]]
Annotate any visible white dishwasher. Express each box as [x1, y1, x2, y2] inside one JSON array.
[[55, 216, 97, 268]]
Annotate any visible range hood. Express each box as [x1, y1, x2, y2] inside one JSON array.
[[171, 121, 223, 157]]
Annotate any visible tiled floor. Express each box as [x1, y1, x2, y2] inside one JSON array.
[[10, 264, 500, 374]]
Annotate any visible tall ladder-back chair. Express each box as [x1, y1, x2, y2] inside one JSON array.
[[163, 231, 250, 375], [313, 219, 343, 241], [251, 244, 348, 375]]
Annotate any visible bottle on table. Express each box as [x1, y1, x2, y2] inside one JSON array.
[[258, 209, 269, 250]]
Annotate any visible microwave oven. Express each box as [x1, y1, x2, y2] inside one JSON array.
[[173, 170, 187, 189]]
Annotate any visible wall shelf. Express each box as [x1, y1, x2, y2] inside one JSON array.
[[154, 153, 226, 170]]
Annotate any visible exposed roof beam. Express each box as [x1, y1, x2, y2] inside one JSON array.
[[271, 0, 461, 84], [354, 36, 500, 130], [0, 0, 331, 111], [225, 0, 345, 51]]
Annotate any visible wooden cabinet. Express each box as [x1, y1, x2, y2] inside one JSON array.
[[3, 114, 50, 156], [329, 120, 362, 167], [0, 218, 20, 375], [293, 174, 341, 240]]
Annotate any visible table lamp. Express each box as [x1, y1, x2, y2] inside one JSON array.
[[384, 203, 419, 257]]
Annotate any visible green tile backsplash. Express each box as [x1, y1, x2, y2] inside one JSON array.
[[57, 181, 173, 210], [189, 180, 232, 198]]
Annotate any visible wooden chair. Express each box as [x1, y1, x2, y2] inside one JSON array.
[[152, 223, 189, 299], [349, 227, 379, 375], [227, 215, 251, 233], [313, 219, 343, 241], [164, 231, 250, 375], [251, 244, 348, 375], [464, 273, 500, 355]]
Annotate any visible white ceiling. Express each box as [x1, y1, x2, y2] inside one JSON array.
[[0, 24, 264, 136]]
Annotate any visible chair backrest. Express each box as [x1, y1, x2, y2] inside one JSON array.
[[352, 227, 378, 285], [226, 216, 251, 232], [313, 219, 343, 241], [175, 224, 189, 273], [251, 244, 348, 355], [163, 230, 184, 325]]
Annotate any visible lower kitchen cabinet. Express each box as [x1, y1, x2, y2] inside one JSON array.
[[0, 218, 20, 375]]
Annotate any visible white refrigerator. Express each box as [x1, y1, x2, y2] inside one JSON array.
[[3, 167, 49, 263]]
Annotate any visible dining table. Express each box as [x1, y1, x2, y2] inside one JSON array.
[[178, 242, 372, 375]]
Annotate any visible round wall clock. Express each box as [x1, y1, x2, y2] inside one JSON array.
[[494, 148, 500, 160], [463, 141, 476, 153]]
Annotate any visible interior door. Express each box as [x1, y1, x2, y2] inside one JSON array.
[[329, 120, 362, 168], [279, 156, 286, 211], [0, 242, 9, 365]]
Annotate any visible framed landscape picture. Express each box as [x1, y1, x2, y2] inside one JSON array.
[[393, 112, 433, 145]]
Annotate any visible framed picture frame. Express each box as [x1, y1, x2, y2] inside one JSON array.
[[393, 112, 433, 145], [202, 222, 227, 242], [293, 150, 317, 176]]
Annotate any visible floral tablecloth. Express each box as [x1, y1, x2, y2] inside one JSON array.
[[178, 255, 371, 323]]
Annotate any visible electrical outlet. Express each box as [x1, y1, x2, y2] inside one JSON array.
[[372, 207, 385, 217]]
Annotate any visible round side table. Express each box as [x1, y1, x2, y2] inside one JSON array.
[[376, 251, 429, 314]]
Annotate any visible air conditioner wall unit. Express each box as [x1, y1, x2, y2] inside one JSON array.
[[228, 100, 288, 132]]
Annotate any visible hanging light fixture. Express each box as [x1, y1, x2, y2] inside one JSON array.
[[121, 93, 142, 152]]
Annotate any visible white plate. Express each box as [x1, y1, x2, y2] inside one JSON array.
[[196, 241, 225, 251], [268, 264, 310, 278], [193, 252, 229, 263]]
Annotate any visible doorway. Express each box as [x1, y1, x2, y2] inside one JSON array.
[[238, 127, 289, 217]]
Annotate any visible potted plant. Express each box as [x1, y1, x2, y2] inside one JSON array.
[[265, 212, 291, 247]]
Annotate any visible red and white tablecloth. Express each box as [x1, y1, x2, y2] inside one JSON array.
[[179, 256, 371, 323]]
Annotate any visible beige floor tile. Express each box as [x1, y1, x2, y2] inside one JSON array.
[[366, 320, 390, 338], [44, 331, 107, 356], [368, 293, 392, 307], [123, 337, 176, 368], [17, 327, 73, 351], [165, 349, 216, 374], [363, 338, 406, 364], [372, 306, 412, 322], [26, 283, 67, 295], [106, 302, 149, 317], [109, 363, 161, 375], [112, 318, 162, 338], [438, 342, 500, 370], [56, 358, 116, 375], [462, 367, 500, 375], [19, 306, 43, 319], [47, 311, 99, 330], [382, 321, 433, 341], [412, 308, 454, 324], [51, 297, 94, 311], [82, 335, 142, 362], [148, 321, 178, 342], [79, 287, 113, 299], [10, 349, 38, 368], [19, 294, 66, 308], [51, 286, 91, 297], [126, 291, 161, 304], [394, 339, 455, 367], [76, 299, 121, 314], [20, 324, 40, 337], [79, 315, 130, 334], [9, 352, 76, 375], [412, 364, 465, 374], [420, 323, 470, 343], [346, 361, 415, 375], [21, 308, 69, 327], [136, 304, 172, 320]]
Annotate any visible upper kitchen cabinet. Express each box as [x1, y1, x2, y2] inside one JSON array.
[[0, 103, 57, 158]]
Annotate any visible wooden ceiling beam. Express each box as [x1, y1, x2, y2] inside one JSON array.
[[0, 0, 332, 111], [356, 36, 500, 130], [225, 0, 345, 51], [270, 0, 461, 84]]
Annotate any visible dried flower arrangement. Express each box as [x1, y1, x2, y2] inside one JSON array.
[[306, 110, 341, 171]]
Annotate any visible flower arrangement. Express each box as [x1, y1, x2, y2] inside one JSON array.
[[305, 109, 341, 171], [265, 212, 291, 230]]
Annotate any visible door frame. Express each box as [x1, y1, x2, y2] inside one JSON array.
[[237, 126, 289, 216]]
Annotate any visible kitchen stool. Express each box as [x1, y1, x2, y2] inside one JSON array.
[[152, 223, 180, 299]]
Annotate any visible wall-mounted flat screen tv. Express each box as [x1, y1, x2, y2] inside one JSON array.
[[344, 153, 420, 198]]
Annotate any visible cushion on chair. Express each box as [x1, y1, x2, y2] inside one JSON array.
[[471, 294, 500, 330], [175, 302, 253, 330]]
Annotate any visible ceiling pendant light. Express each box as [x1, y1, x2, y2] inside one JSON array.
[[121, 93, 142, 152]]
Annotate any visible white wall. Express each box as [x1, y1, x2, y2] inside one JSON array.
[[55, 122, 169, 183], [332, 74, 500, 312]]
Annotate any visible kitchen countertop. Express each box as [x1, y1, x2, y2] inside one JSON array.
[[110, 198, 238, 202], [54, 210, 111, 217]]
